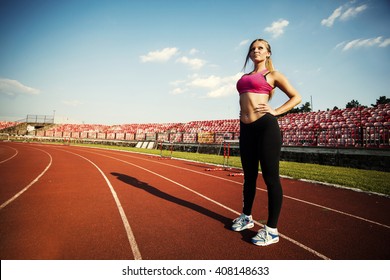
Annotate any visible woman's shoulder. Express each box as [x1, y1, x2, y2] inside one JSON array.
[[268, 70, 280, 75], [268, 70, 287, 80]]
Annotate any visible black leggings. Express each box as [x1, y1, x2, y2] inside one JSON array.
[[239, 113, 283, 228]]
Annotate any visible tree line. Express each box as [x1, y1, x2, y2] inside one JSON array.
[[289, 96, 389, 114]]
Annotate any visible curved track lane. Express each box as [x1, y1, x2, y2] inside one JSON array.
[[0, 142, 389, 260]]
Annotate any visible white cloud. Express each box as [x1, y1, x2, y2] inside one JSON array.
[[189, 48, 199, 55], [170, 87, 187, 95], [206, 84, 235, 98], [170, 79, 188, 95], [334, 41, 346, 50], [176, 56, 206, 70], [322, 4, 367, 27], [264, 19, 289, 38], [379, 38, 390, 48], [0, 78, 40, 97], [140, 47, 179, 62], [189, 75, 222, 88], [204, 73, 243, 98], [321, 6, 343, 27], [238, 39, 249, 47], [235, 39, 249, 50], [340, 5, 367, 21], [174, 73, 242, 98], [170, 80, 185, 87], [169, 73, 243, 99], [341, 36, 387, 51]]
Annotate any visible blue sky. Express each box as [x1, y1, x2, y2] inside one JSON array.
[[1, 0, 389, 124]]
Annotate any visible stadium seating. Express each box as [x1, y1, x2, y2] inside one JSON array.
[[277, 104, 389, 147], [0, 121, 19, 130], [1, 104, 389, 148]]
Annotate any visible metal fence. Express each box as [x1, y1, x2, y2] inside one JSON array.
[[26, 115, 54, 124]]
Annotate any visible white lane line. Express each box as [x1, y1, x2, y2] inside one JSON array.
[[61, 150, 142, 260], [88, 151, 330, 260], [0, 148, 52, 210], [162, 161, 390, 229], [96, 150, 390, 230], [281, 194, 390, 230], [0, 145, 18, 164]]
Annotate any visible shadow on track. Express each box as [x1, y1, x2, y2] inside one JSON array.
[[111, 172, 233, 230]]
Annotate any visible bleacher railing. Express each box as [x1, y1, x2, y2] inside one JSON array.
[[30, 126, 389, 148]]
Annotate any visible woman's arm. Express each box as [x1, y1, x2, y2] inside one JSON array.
[[256, 71, 302, 116]]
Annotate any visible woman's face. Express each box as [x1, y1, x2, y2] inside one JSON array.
[[249, 41, 270, 63]]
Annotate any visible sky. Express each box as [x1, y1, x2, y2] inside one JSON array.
[[0, 0, 390, 125]]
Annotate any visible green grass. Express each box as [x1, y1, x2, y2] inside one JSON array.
[[78, 143, 390, 196], [279, 161, 389, 195]]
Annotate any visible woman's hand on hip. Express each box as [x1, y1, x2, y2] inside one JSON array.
[[254, 103, 277, 116]]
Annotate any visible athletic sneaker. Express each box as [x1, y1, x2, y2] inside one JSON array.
[[231, 213, 254, 231], [251, 225, 279, 246]]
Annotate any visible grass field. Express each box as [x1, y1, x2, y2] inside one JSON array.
[[78, 143, 390, 197]]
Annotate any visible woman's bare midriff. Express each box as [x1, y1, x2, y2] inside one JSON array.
[[240, 92, 270, 124]]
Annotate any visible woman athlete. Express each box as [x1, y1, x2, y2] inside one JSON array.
[[232, 39, 301, 246]]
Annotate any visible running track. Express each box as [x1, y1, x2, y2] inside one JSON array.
[[0, 142, 389, 260]]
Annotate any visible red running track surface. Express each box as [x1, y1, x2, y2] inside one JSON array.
[[0, 142, 389, 260]]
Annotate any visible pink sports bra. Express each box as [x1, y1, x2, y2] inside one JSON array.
[[236, 69, 274, 95]]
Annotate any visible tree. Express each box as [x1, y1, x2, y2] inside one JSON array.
[[371, 96, 389, 107], [289, 102, 312, 114], [346, 99, 361, 108], [300, 102, 312, 113]]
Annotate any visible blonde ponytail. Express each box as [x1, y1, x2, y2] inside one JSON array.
[[266, 56, 275, 99], [265, 56, 274, 72]]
